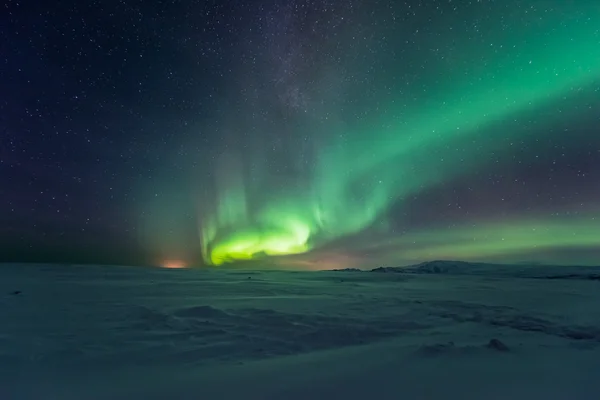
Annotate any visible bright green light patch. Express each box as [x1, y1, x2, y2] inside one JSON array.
[[207, 216, 313, 265]]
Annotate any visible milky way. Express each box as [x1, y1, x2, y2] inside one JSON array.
[[196, 1, 600, 267]]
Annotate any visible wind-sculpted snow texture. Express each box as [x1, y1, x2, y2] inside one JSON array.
[[1, 262, 600, 399]]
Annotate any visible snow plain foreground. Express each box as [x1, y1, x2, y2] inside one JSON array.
[[1, 262, 600, 399]]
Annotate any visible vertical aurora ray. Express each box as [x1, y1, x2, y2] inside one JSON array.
[[200, 3, 600, 266]]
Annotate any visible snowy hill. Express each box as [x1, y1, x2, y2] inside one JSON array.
[[369, 260, 600, 280], [1, 263, 600, 399]]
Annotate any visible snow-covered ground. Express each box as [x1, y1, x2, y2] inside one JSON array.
[[1, 262, 600, 399]]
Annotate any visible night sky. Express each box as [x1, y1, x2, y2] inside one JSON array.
[[2, 0, 599, 268]]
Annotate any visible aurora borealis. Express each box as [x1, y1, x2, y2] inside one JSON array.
[[197, 1, 600, 267], [3, 0, 599, 268]]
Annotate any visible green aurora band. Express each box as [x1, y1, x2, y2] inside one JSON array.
[[362, 213, 600, 264], [200, 5, 600, 266]]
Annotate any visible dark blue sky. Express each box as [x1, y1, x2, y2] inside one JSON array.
[[2, 0, 599, 267]]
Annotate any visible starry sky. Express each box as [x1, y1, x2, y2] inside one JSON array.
[[2, 0, 599, 268]]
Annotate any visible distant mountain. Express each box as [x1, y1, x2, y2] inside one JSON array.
[[370, 260, 497, 274], [366, 260, 600, 280], [330, 268, 362, 272]]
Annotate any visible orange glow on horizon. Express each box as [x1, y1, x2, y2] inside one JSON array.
[[162, 260, 187, 269]]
